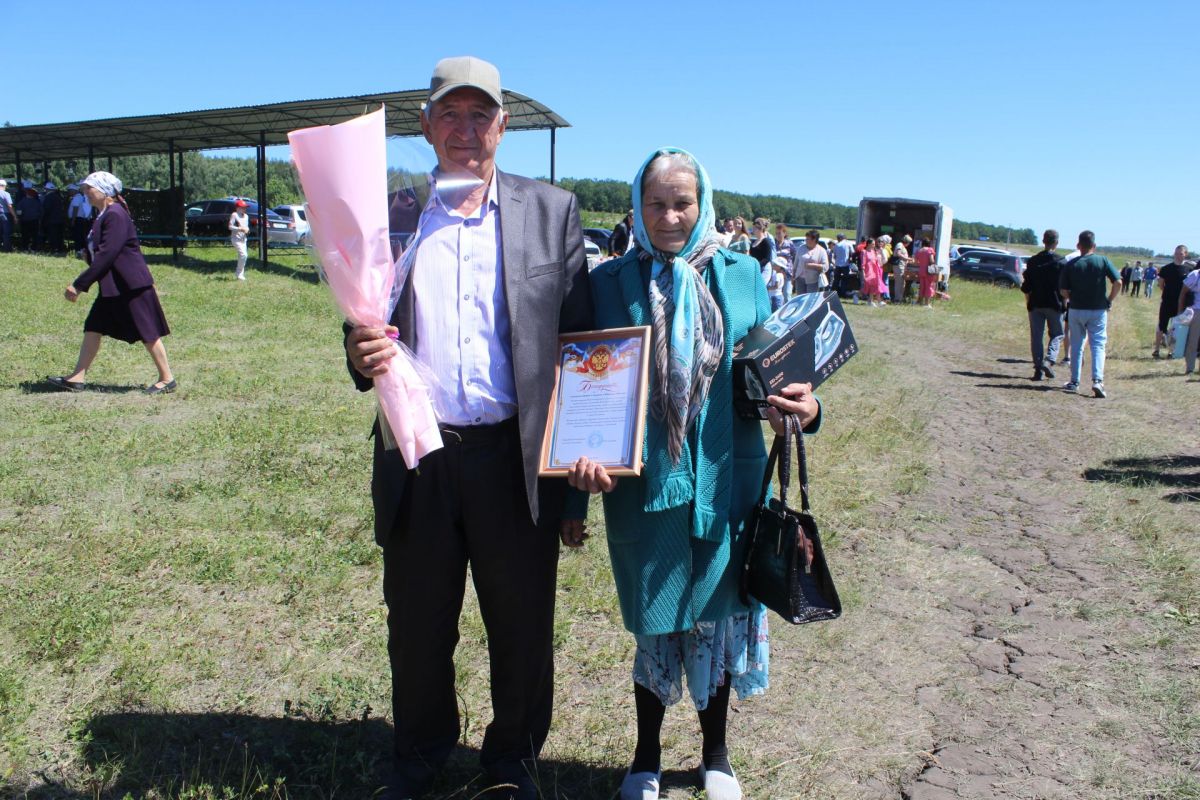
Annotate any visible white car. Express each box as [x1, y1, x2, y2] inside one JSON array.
[[951, 243, 1010, 260], [271, 204, 310, 245], [583, 237, 602, 270]]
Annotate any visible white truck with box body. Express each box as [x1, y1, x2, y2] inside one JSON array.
[[856, 197, 954, 279]]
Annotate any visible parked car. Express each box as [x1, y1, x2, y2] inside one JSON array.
[[184, 198, 293, 243], [583, 237, 602, 270], [950, 243, 1010, 260], [949, 251, 1026, 287], [271, 204, 310, 244], [582, 227, 612, 253]]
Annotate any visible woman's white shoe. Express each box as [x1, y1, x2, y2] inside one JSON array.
[[619, 769, 661, 800], [698, 762, 742, 800]]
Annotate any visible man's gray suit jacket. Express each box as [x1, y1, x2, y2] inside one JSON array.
[[349, 170, 593, 546]]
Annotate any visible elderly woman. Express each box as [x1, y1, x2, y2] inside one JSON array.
[[48, 171, 176, 394], [561, 148, 820, 800]]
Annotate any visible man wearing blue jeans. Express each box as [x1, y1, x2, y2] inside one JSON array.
[[1059, 230, 1122, 397]]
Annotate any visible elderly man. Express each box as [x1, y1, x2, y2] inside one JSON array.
[[610, 208, 633, 256], [1059, 230, 1121, 397], [345, 57, 592, 799]]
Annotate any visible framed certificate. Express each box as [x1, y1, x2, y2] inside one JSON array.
[[539, 326, 652, 477]]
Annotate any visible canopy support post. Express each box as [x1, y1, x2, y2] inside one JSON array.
[[168, 139, 178, 262], [257, 132, 267, 266]]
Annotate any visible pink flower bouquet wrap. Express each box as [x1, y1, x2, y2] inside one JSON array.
[[289, 107, 442, 468]]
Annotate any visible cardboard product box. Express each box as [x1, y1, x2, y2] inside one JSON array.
[[732, 291, 858, 420]]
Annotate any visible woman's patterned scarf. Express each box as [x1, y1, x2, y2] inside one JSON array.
[[631, 148, 725, 464]]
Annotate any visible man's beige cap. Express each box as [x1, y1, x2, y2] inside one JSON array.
[[428, 56, 503, 107]]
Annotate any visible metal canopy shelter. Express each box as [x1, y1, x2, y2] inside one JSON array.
[[0, 88, 570, 263]]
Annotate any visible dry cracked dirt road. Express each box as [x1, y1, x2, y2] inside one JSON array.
[[731, 304, 1199, 800]]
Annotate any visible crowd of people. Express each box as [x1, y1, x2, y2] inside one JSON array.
[[0, 178, 96, 256], [1022, 233, 1197, 399], [607, 210, 947, 312], [1119, 259, 1158, 298]]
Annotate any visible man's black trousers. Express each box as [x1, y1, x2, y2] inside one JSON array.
[[381, 416, 560, 786]]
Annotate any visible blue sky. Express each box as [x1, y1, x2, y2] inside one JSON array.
[[6, 1, 1196, 254]]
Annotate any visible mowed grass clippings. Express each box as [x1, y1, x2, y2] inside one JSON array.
[[0, 250, 1195, 799]]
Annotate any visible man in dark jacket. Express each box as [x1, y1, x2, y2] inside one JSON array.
[[15, 185, 42, 251], [41, 182, 66, 254], [1021, 229, 1066, 380], [609, 208, 633, 256]]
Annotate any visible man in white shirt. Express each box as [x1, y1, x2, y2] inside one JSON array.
[[831, 232, 853, 296], [0, 179, 14, 252], [345, 56, 591, 800], [791, 228, 829, 293], [66, 184, 91, 257]]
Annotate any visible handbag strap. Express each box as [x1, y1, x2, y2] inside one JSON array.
[[759, 429, 784, 505], [758, 414, 809, 510], [794, 415, 811, 512]]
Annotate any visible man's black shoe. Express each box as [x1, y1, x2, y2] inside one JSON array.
[[378, 763, 436, 800], [1041, 363, 1055, 379], [482, 771, 538, 800]]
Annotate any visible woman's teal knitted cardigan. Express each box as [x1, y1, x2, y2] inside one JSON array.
[[569, 248, 791, 635]]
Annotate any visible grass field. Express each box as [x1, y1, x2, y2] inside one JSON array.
[[0, 246, 1192, 799]]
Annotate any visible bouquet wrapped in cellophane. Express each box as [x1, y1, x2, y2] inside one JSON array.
[[289, 107, 442, 469]]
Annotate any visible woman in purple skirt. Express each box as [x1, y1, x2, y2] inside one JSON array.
[[48, 171, 177, 395]]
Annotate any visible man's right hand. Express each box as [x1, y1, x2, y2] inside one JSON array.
[[347, 325, 400, 379]]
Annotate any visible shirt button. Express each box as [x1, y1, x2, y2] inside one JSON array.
[[464, 255, 471, 262], [463, 294, 470, 300], [464, 336, 471, 343], [474, 417, 481, 423]]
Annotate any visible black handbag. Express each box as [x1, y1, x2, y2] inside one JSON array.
[[739, 414, 841, 624]]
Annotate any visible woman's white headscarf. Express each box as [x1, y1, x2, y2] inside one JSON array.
[[81, 171, 123, 197]]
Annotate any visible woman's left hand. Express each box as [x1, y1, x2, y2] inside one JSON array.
[[766, 382, 818, 435], [64, 284, 79, 303], [566, 456, 618, 494]]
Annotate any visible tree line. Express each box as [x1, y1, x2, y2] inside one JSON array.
[[557, 177, 1037, 245], [0, 153, 306, 209], [2, 154, 1046, 247]]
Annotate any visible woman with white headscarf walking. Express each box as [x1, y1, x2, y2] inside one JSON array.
[[48, 171, 176, 395]]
